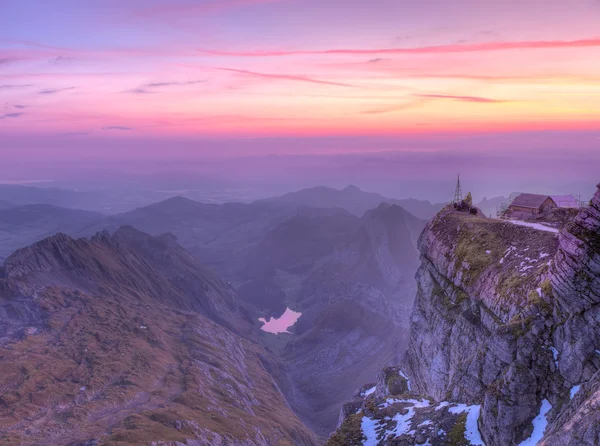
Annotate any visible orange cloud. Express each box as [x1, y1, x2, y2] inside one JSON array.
[[413, 94, 507, 103]]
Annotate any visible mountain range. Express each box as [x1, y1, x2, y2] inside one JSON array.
[[0, 184, 432, 444]]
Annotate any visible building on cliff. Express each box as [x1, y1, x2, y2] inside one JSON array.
[[506, 193, 557, 218]]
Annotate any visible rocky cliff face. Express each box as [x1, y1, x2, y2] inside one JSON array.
[[0, 227, 318, 446], [330, 183, 600, 445]]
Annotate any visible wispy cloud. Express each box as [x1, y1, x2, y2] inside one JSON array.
[[12, 104, 27, 109], [413, 94, 506, 103], [38, 87, 76, 94], [197, 37, 600, 57], [0, 112, 24, 119], [0, 84, 33, 90], [124, 87, 155, 95], [360, 93, 506, 115], [0, 58, 23, 66], [102, 126, 132, 131], [145, 80, 206, 88], [366, 58, 389, 64], [361, 100, 426, 115], [124, 80, 206, 94], [48, 56, 75, 65], [214, 67, 356, 87]]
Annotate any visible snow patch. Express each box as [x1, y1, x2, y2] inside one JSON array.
[[399, 369, 412, 391], [361, 399, 431, 445], [380, 398, 429, 410], [448, 404, 485, 445], [508, 220, 559, 234], [485, 250, 491, 255], [361, 414, 381, 446], [500, 246, 517, 264], [436, 401, 450, 411], [363, 386, 377, 397], [517, 399, 552, 446], [419, 420, 433, 427]]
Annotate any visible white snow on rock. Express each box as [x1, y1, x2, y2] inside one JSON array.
[[361, 414, 381, 446], [418, 420, 433, 427], [435, 401, 450, 411], [517, 399, 552, 446], [485, 250, 491, 255], [500, 246, 517, 264], [380, 398, 429, 410], [361, 398, 431, 445], [362, 386, 377, 397], [570, 385, 581, 399], [448, 404, 485, 445], [399, 370, 412, 391], [508, 220, 559, 234]]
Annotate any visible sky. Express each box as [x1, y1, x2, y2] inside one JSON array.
[[1, 0, 600, 160]]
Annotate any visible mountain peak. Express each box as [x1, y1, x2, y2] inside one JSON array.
[[342, 184, 362, 193]]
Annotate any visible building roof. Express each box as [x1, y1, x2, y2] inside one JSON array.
[[550, 195, 579, 208], [510, 193, 554, 209]]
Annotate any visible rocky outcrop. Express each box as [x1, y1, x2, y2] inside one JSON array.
[[329, 183, 600, 445]]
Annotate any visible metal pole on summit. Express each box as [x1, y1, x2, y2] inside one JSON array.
[[453, 174, 463, 205]]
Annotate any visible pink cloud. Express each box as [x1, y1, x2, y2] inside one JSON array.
[[197, 36, 600, 57], [213, 67, 357, 87]]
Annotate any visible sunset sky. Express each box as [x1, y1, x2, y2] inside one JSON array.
[[1, 0, 600, 158]]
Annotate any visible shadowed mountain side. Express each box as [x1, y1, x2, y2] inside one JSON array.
[[100, 196, 299, 279], [241, 203, 426, 436], [260, 185, 445, 220], [0, 227, 319, 445], [238, 207, 361, 313], [0, 200, 14, 210]]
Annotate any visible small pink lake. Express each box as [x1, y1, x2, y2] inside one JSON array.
[[258, 308, 302, 334]]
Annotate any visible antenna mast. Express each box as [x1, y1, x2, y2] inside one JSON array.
[[453, 174, 463, 205]]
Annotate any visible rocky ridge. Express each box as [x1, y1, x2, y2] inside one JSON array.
[[0, 227, 319, 445], [330, 182, 600, 445]]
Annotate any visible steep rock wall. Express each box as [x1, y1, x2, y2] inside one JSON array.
[[403, 184, 600, 445]]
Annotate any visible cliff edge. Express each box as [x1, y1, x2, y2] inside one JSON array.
[[329, 183, 600, 445]]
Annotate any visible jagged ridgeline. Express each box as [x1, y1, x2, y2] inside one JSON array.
[[0, 227, 319, 445], [330, 183, 600, 446]]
